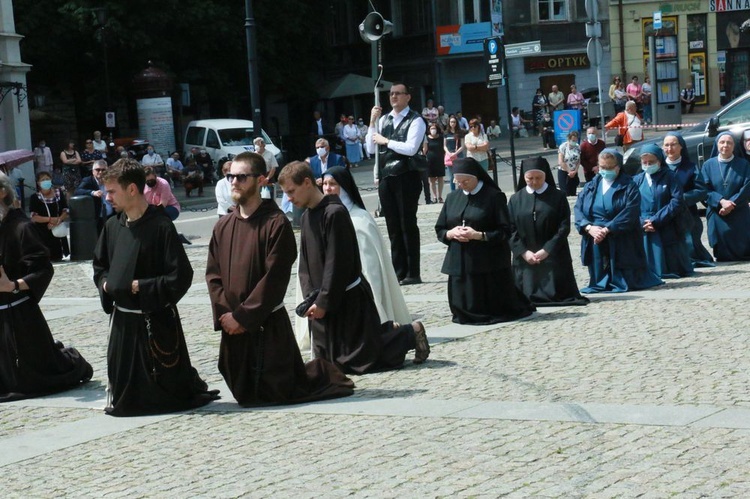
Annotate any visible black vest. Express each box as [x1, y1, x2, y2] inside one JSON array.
[[377, 109, 424, 178]]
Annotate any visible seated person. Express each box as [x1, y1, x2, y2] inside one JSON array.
[[166, 152, 184, 186], [182, 160, 204, 197]]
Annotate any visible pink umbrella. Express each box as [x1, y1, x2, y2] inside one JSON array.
[[0, 149, 34, 169]]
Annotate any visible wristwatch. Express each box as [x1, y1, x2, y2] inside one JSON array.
[[12, 280, 20, 294]]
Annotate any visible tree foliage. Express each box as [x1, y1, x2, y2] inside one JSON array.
[[14, 0, 332, 126]]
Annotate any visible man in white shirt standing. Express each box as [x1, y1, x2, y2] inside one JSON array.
[[366, 82, 426, 285]]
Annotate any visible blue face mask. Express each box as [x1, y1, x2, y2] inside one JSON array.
[[642, 163, 660, 175], [148, 150, 154, 156], [599, 168, 618, 181], [40, 180, 53, 190]]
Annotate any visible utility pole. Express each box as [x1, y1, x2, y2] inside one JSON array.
[[245, 0, 262, 137]]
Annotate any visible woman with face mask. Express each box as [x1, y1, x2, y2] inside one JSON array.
[[557, 131, 581, 196], [699, 131, 750, 261], [662, 132, 713, 267], [632, 144, 693, 278], [574, 148, 663, 293], [28, 172, 70, 262]]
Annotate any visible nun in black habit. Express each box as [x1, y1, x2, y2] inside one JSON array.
[[435, 158, 535, 324], [508, 157, 589, 306]]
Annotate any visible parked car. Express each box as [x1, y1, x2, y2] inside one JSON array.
[[112, 138, 150, 162], [623, 90, 750, 174], [183, 119, 283, 174]]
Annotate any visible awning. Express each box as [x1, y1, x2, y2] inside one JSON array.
[[319, 73, 393, 99], [0, 149, 34, 168]]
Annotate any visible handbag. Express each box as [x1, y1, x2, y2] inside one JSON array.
[[42, 194, 69, 238], [615, 114, 635, 147], [444, 152, 453, 166]]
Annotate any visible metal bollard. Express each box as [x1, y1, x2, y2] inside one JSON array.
[[68, 196, 99, 261]]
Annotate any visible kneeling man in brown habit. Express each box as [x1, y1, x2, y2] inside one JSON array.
[[206, 152, 354, 406], [278, 161, 430, 374]]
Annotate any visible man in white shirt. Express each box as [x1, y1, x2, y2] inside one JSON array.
[[486, 120, 502, 139], [166, 152, 185, 186], [366, 82, 426, 285], [253, 137, 278, 198], [215, 161, 234, 217]]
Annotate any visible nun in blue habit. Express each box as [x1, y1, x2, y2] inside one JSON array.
[[699, 131, 750, 262], [662, 131, 713, 267], [633, 143, 693, 278], [574, 148, 663, 293]]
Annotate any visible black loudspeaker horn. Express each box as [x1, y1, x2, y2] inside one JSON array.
[[359, 11, 393, 42]]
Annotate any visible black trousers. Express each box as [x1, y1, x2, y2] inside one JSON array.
[[420, 169, 431, 203], [379, 170, 422, 280]]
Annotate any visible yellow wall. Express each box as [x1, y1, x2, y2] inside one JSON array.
[[609, 2, 720, 109]]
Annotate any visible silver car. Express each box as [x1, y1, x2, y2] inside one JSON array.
[[623, 90, 750, 174]]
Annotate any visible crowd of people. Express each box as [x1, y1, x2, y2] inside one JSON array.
[[7, 75, 747, 416]]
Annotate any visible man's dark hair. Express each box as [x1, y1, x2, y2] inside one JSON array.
[[278, 160, 314, 187], [391, 81, 412, 94], [233, 151, 267, 176], [102, 158, 146, 193]]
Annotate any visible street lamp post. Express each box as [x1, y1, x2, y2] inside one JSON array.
[[244, 0, 262, 139]]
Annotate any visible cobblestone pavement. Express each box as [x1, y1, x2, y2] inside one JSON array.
[[3, 196, 750, 497]]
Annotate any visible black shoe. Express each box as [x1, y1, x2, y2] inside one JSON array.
[[399, 277, 422, 286]]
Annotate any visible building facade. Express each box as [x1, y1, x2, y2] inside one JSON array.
[[321, 0, 611, 128], [609, 0, 750, 110], [0, 0, 31, 150]]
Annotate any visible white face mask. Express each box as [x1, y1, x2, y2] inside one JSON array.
[[316, 147, 327, 158], [587, 134, 597, 143]]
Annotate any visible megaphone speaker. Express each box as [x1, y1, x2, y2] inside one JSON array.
[[359, 11, 393, 42]]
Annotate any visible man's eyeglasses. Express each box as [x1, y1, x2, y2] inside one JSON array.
[[226, 173, 261, 183], [93, 168, 106, 172]]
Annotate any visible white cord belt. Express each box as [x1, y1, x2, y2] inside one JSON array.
[[0, 296, 30, 310]]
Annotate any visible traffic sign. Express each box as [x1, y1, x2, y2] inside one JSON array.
[[504, 40, 541, 59], [105, 112, 116, 128], [587, 38, 603, 67], [585, 0, 598, 21], [554, 110, 581, 146], [654, 11, 662, 30], [484, 37, 503, 88]]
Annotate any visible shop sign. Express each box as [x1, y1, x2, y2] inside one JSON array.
[[436, 23, 491, 55], [659, 2, 702, 13], [710, 0, 750, 12], [523, 54, 590, 72]]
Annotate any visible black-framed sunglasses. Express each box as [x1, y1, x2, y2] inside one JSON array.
[[226, 173, 261, 183]]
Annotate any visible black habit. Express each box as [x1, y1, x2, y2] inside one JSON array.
[[508, 186, 589, 306], [206, 200, 354, 406], [436, 176, 535, 324], [299, 195, 416, 374], [93, 205, 218, 416], [0, 208, 92, 402]]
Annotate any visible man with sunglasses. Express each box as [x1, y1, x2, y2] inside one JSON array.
[[366, 82, 426, 285], [206, 152, 354, 405], [75, 159, 114, 233]]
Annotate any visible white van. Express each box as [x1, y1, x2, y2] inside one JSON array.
[[183, 119, 282, 167]]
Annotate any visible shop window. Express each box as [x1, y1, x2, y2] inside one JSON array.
[[537, 0, 567, 22]]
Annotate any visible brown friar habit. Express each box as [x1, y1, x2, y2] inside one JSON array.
[[206, 199, 354, 406], [299, 195, 416, 374], [93, 205, 218, 416], [0, 208, 92, 402]]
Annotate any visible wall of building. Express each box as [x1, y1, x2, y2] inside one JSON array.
[[607, 0, 745, 110]]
